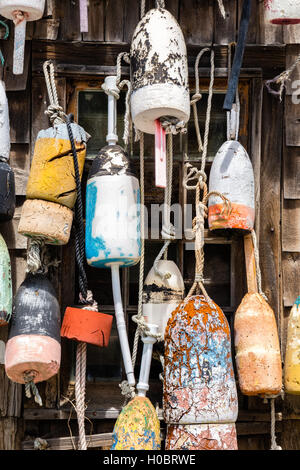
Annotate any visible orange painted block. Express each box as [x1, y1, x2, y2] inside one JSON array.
[[208, 202, 255, 232], [61, 307, 113, 347]]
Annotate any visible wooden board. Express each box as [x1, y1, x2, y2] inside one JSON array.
[[285, 96, 300, 147], [285, 45, 300, 96], [282, 200, 300, 253], [215, 0, 237, 45], [282, 253, 300, 307], [2, 34, 30, 91], [56, 0, 81, 41], [10, 144, 30, 196], [105, 0, 125, 42], [22, 432, 113, 450], [7, 90, 30, 144], [123, 0, 140, 43], [0, 198, 28, 250], [82, 0, 105, 42], [179, 0, 214, 45], [283, 146, 300, 200]]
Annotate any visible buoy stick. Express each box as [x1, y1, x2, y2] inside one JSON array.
[[136, 324, 158, 397], [243, 233, 258, 294], [13, 16, 26, 75], [105, 76, 119, 145], [110, 263, 135, 387], [155, 119, 167, 188], [80, 0, 89, 33]]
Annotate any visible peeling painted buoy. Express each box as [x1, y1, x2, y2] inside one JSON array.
[[234, 293, 282, 397], [166, 423, 238, 450], [0, 234, 12, 327], [85, 145, 141, 268], [26, 123, 87, 209], [142, 260, 184, 337], [61, 306, 113, 347], [130, 7, 190, 134], [18, 199, 73, 245], [264, 0, 300, 24], [5, 273, 61, 384], [0, 80, 15, 222], [0, 1, 45, 75], [208, 140, 255, 232], [284, 297, 300, 394], [164, 295, 238, 450]]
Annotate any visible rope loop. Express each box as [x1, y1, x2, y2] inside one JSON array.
[[43, 60, 66, 125], [183, 162, 207, 190]]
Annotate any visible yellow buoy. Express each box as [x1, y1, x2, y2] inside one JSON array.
[[284, 297, 300, 394]]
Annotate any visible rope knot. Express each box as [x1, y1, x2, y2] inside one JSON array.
[[161, 222, 176, 241], [119, 380, 136, 400], [190, 92, 202, 106], [160, 117, 187, 135]]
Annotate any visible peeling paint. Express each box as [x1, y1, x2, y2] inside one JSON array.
[[264, 0, 300, 24], [166, 423, 238, 450]]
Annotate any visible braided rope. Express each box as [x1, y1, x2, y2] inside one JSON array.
[[43, 60, 66, 125], [24, 371, 43, 407], [75, 341, 87, 450], [270, 398, 282, 450], [156, 0, 165, 8], [140, 0, 146, 18], [250, 229, 268, 301], [265, 53, 300, 102]]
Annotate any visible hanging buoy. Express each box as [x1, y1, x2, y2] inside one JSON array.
[[284, 297, 300, 394], [164, 295, 238, 450], [166, 423, 238, 450], [61, 306, 113, 348], [0, 234, 12, 327], [0, 80, 15, 222], [264, 0, 300, 25], [111, 324, 161, 450], [208, 140, 255, 232], [130, 6, 190, 135], [234, 293, 282, 397], [5, 273, 61, 384], [18, 199, 73, 245], [142, 260, 184, 338], [26, 123, 87, 209], [0, 0, 45, 75]]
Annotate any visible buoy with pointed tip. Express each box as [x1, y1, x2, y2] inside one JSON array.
[[0, 80, 15, 222], [5, 273, 61, 384], [142, 260, 185, 338], [164, 295, 238, 450], [111, 324, 161, 450], [264, 0, 300, 25], [284, 297, 300, 394], [0, 0, 45, 75], [208, 140, 255, 232], [130, 6, 190, 135], [0, 234, 12, 327]]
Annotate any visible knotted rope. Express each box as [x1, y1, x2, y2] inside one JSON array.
[[217, 0, 226, 19], [250, 229, 268, 302], [26, 238, 61, 275], [270, 398, 282, 450], [265, 53, 300, 101], [43, 60, 66, 125], [156, 0, 165, 8], [24, 371, 43, 407]]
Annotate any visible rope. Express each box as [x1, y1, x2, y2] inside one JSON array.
[[43, 60, 66, 125], [265, 53, 300, 102], [26, 238, 61, 275], [24, 371, 43, 407], [270, 398, 282, 450], [160, 118, 187, 135], [217, 0, 226, 19], [250, 229, 268, 301], [156, 0, 165, 8], [140, 0, 146, 18]]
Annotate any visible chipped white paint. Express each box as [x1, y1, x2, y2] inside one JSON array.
[[0, 0, 45, 21], [142, 260, 184, 337], [264, 0, 300, 24], [0, 81, 10, 162], [130, 8, 190, 134]]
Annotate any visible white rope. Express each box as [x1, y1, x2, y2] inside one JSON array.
[[156, 0, 165, 8], [250, 229, 268, 301], [217, 0, 226, 19], [43, 60, 66, 125], [140, 0, 146, 18]]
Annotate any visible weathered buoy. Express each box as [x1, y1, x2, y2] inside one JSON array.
[[130, 7, 190, 134], [61, 306, 113, 348], [284, 297, 300, 394], [164, 295, 238, 450], [0, 80, 15, 222], [0, 0, 45, 75], [112, 324, 161, 450], [18, 199, 73, 245], [234, 293, 282, 396], [166, 423, 238, 450], [5, 273, 61, 384], [142, 260, 184, 337], [208, 140, 255, 232], [0, 234, 12, 327], [264, 0, 300, 25], [26, 123, 87, 209]]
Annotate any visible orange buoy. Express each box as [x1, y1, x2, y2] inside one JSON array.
[[234, 293, 282, 397], [61, 307, 113, 347], [5, 273, 61, 384], [284, 297, 300, 395]]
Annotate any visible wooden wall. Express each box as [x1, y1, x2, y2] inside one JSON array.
[[0, 0, 299, 450]]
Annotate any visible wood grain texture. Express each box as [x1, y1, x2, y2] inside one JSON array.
[[285, 96, 300, 148], [282, 200, 300, 252], [123, 0, 140, 43], [57, 0, 81, 41], [283, 146, 300, 200], [0, 418, 23, 449], [285, 45, 300, 96], [83, 0, 105, 41], [282, 253, 300, 307], [0, 198, 27, 250], [7, 90, 30, 144], [105, 0, 125, 42], [179, 0, 214, 45], [1, 34, 30, 91], [257, 0, 283, 45], [215, 0, 237, 45]]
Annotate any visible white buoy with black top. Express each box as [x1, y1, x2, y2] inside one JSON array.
[[0, 80, 15, 221], [5, 273, 61, 404], [85, 76, 141, 388], [130, 2, 190, 135], [0, 0, 45, 75]]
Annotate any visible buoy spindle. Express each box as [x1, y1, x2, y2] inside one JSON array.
[[136, 324, 158, 397]]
